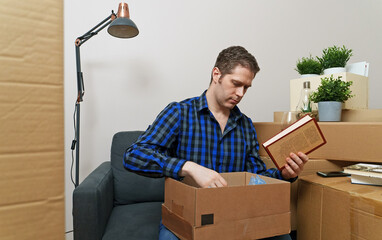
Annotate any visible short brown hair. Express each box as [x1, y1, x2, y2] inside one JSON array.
[[211, 46, 260, 83]]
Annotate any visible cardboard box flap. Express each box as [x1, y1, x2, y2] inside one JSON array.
[[162, 204, 193, 240], [163, 204, 291, 240], [194, 212, 290, 240], [220, 172, 246, 186], [165, 177, 197, 225]]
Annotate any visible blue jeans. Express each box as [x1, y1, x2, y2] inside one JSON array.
[[260, 235, 292, 240], [159, 220, 292, 240], [159, 220, 179, 240]]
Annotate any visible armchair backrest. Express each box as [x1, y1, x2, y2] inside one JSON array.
[[111, 131, 164, 205]]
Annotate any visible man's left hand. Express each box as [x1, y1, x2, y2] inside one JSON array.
[[281, 152, 309, 180]]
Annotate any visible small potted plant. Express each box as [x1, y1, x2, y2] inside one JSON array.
[[295, 55, 322, 78], [309, 75, 354, 121], [317, 45, 353, 75]]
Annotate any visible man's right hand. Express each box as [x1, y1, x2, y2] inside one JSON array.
[[179, 161, 228, 188]]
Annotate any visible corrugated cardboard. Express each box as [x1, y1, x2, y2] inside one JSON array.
[[0, 0, 64, 239], [262, 157, 351, 230], [341, 109, 382, 122], [254, 122, 382, 163], [0, 84, 63, 154], [0, 196, 64, 239], [162, 172, 291, 240], [274, 109, 382, 122], [254, 122, 286, 157], [311, 122, 382, 162], [290, 72, 368, 111], [297, 174, 382, 240], [0, 152, 64, 206]]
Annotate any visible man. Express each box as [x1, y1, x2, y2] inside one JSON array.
[[124, 46, 308, 240]]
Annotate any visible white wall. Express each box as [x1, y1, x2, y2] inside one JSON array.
[[64, 0, 382, 233]]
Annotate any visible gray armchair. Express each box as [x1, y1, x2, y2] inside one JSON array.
[[73, 131, 165, 240]]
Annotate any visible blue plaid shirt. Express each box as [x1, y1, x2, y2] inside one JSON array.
[[124, 91, 282, 180]]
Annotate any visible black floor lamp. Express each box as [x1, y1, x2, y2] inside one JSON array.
[[72, 2, 139, 188]]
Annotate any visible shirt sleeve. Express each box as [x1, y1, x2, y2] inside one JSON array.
[[123, 102, 187, 179]]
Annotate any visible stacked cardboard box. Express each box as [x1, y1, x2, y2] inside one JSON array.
[[288, 71, 382, 239], [255, 107, 382, 232], [297, 174, 382, 240], [0, 0, 64, 239], [255, 105, 382, 237], [274, 109, 382, 122], [255, 121, 382, 163], [262, 157, 351, 231], [290, 72, 369, 111]]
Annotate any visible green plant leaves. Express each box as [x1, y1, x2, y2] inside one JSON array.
[[309, 75, 354, 103], [295, 55, 322, 75], [317, 45, 353, 69]]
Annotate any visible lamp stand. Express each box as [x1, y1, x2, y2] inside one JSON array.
[[71, 2, 139, 188], [73, 12, 115, 188]]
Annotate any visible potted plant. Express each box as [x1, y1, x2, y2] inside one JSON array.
[[317, 45, 353, 75], [309, 75, 354, 121], [295, 55, 322, 78]]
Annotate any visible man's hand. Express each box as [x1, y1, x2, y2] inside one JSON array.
[[281, 152, 309, 180], [179, 161, 227, 188]]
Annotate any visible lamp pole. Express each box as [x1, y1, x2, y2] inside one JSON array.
[[73, 13, 115, 188], [72, 3, 139, 188]]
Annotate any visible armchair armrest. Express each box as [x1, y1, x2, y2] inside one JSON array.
[[73, 162, 114, 240]]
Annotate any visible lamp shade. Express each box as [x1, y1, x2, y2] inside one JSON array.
[[108, 3, 139, 38]]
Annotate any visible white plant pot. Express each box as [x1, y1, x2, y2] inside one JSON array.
[[323, 67, 346, 75], [318, 101, 342, 121], [300, 74, 319, 78]]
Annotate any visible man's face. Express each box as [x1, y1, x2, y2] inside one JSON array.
[[212, 65, 255, 110]]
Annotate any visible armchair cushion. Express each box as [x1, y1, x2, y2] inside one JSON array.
[[111, 131, 165, 205], [102, 202, 162, 240]]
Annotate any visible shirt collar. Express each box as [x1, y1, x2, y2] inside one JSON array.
[[197, 90, 243, 121], [196, 91, 209, 112]]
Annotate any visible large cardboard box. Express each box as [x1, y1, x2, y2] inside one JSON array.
[[162, 172, 290, 240], [274, 109, 382, 122], [290, 72, 368, 111], [341, 109, 382, 122], [253, 122, 280, 157], [297, 174, 382, 240], [0, 0, 64, 239], [312, 122, 382, 162], [262, 157, 350, 230], [254, 122, 382, 163]]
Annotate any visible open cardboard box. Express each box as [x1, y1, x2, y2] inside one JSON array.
[[162, 172, 291, 240]]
